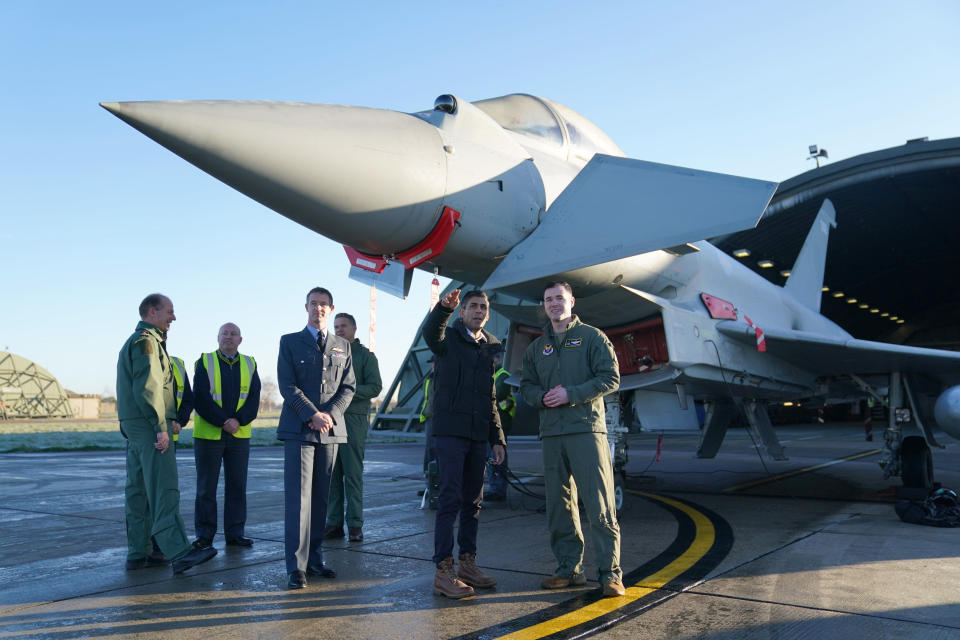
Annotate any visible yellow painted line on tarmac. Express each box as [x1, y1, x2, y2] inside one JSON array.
[[723, 449, 882, 493], [495, 492, 714, 640]]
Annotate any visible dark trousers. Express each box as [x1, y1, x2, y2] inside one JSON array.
[[486, 442, 509, 496], [194, 433, 251, 540], [283, 439, 337, 573], [422, 418, 434, 473], [432, 435, 486, 564]]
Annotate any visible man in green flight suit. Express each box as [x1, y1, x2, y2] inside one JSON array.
[[117, 293, 217, 574], [520, 282, 625, 597], [325, 312, 383, 542]]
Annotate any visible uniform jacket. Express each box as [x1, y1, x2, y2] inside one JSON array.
[[520, 315, 620, 437], [193, 351, 262, 428], [277, 327, 356, 444], [422, 303, 505, 446], [345, 339, 382, 416], [116, 320, 176, 441]]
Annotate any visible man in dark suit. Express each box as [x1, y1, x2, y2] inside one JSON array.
[[277, 287, 356, 589]]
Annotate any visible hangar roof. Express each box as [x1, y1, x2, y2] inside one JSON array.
[[0, 351, 73, 419], [714, 136, 960, 349]]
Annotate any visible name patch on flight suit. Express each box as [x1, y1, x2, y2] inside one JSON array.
[[542, 344, 554, 356], [563, 338, 582, 348]]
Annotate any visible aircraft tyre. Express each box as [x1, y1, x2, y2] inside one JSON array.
[[613, 470, 625, 516], [900, 436, 934, 489]]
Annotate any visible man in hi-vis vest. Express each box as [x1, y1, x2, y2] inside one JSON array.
[[169, 356, 194, 443], [192, 322, 261, 550]]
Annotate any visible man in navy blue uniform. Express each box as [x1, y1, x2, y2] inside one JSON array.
[[276, 287, 355, 589]]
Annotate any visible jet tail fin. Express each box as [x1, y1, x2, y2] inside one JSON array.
[[783, 199, 836, 312], [483, 154, 777, 290]]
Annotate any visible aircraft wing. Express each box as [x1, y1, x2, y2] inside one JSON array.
[[717, 321, 960, 376], [483, 154, 777, 290]]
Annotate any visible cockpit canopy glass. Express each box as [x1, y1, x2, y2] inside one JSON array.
[[474, 94, 624, 162]]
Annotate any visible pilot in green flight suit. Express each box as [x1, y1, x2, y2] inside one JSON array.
[[117, 294, 212, 572], [520, 281, 625, 597], [325, 313, 383, 542]]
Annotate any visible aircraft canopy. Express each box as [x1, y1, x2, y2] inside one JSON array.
[[474, 94, 624, 164]]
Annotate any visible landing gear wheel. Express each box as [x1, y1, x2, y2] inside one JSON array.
[[900, 436, 934, 489], [614, 470, 626, 517]]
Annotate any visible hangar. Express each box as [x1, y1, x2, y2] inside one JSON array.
[[373, 136, 960, 434], [714, 135, 960, 350], [0, 351, 73, 419]]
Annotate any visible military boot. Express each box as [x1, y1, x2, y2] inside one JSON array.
[[457, 552, 497, 588], [433, 557, 474, 599]]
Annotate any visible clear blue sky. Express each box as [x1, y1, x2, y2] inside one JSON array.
[[2, 1, 958, 400]]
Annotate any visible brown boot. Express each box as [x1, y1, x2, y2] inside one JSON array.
[[602, 577, 626, 597], [457, 553, 496, 588], [433, 558, 474, 599], [540, 572, 587, 589]]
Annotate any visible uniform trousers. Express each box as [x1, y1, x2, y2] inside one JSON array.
[[193, 432, 250, 540], [432, 435, 486, 564], [125, 439, 192, 562], [284, 439, 338, 573], [542, 431, 622, 582], [327, 412, 368, 529]]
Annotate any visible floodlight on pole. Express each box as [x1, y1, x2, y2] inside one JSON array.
[[807, 144, 829, 168]]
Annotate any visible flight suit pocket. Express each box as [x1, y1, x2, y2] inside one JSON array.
[[535, 352, 556, 387]]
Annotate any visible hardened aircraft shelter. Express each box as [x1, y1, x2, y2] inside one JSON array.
[[0, 351, 72, 419]]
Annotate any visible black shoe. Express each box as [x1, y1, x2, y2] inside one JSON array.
[[126, 552, 169, 570], [323, 525, 344, 539], [288, 570, 307, 589], [146, 550, 169, 567], [172, 546, 217, 574], [226, 536, 254, 547], [192, 537, 213, 550], [306, 563, 337, 578]]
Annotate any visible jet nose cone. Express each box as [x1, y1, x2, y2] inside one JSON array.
[[101, 100, 447, 254]]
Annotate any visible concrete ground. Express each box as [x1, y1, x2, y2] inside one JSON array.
[[1, 423, 959, 639]]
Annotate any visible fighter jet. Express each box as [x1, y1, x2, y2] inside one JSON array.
[[101, 93, 960, 490]]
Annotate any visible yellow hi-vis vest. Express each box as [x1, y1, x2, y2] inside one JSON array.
[[494, 367, 516, 418], [170, 356, 188, 442], [419, 377, 431, 422], [193, 351, 256, 440]]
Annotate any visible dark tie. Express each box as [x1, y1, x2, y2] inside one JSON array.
[[317, 332, 325, 350]]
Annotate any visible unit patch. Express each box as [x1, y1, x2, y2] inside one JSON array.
[[563, 338, 583, 348], [542, 344, 554, 356]]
